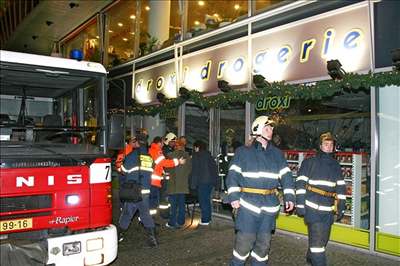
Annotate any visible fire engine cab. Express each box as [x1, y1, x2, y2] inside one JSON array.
[[0, 50, 117, 266]]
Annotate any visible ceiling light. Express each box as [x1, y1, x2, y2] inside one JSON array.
[[130, 14, 136, 19], [198, 1, 205, 6], [234, 4, 240, 10], [327, 59, 346, 80], [108, 30, 113, 33], [123, 38, 128, 42], [145, 6, 150, 11], [194, 21, 200, 26], [130, 32, 135, 35], [118, 22, 123, 27]]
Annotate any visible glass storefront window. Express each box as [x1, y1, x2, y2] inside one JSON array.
[[139, 0, 181, 57], [218, 105, 245, 191], [62, 18, 100, 62], [185, 103, 209, 151], [105, 0, 136, 68], [254, 0, 290, 14], [376, 85, 400, 254], [254, 91, 371, 228], [185, 0, 248, 39]]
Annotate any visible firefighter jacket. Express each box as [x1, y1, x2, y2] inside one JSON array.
[[226, 142, 295, 232], [296, 151, 346, 225], [148, 143, 179, 188], [115, 143, 135, 172], [121, 146, 153, 195]]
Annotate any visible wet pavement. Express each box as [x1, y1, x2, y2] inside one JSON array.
[[110, 191, 399, 266]]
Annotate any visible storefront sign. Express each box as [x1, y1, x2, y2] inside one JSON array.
[[255, 96, 291, 111], [181, 40, 249, 94], [134, 4, 371, 104], [251, 5, 371, 82], [134, 61, 176, 104]]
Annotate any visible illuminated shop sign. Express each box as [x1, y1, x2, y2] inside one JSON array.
[[134, 61, 176, 104], [251, 5, 370, 82], [134, 5, 370, 104], [255, 96, 291, 111]]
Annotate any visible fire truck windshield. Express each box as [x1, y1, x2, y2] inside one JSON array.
[[0, 58, 107, 154]]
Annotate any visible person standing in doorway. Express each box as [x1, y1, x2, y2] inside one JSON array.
[[226, 116, 295, 265], [296, 132, 346, 266], [190, 140, 219, 226]]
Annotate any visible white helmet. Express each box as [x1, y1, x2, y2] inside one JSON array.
[[164, 132, 177, 145], [251, 116, 275, 136]]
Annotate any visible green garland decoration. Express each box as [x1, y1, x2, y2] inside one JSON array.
[[110, 70, 400, 116]]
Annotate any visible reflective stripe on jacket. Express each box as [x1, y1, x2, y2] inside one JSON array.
[[296, 152, 345, 224]]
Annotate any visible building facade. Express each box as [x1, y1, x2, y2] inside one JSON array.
[[61, 0, 400, 257]]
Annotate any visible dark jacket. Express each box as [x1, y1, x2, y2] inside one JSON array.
[[226, 142, 295, 214], [167, 150, 192, 194], [190, 150, 218, 189], [226, 142, 295, 233], [296, 151, 345, 225], [121, 146, 153, 190]]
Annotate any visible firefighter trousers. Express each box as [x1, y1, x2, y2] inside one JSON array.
[[230, 231, 272, 266], [119, 196, 155, 230], [307, 222, 331, 266]]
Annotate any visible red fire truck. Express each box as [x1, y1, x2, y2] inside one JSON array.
[[0, 51, 118, 265]]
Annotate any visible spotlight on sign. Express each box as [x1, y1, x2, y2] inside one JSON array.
[[179, 87, 190, 100], [253, 74, 270, 88], [217, 80, 232, 93], [391, 48, 400, 71], [156, 92, 166, 103], [327, 59, 346, 80]]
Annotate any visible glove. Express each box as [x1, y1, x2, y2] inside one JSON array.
[[336, 210, 345, 222], [296, 207, 305, 217]]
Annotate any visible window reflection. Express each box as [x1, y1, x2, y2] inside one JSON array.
[[139, 0, 181, 57], [185, 104, 209, 150], [255, 0, 288, 14], [218, 105, 245, 191], [186, 0, 248, 39], [377, 86, 400, 237], [105, 1, 136, 68], [62, 18, 100, 62]]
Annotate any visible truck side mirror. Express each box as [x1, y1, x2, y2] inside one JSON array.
[[108, 114, 124, 150]]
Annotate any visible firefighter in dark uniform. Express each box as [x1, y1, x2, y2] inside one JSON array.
[[296, 132, 346, 266], [226, 116, 295, 266], [118, 132, 158, 247]]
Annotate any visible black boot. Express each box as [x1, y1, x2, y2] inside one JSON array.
[[117, 227, 126, 242], [145, 227, 158, 247]]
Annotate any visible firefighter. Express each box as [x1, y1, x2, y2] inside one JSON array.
[[296, 132, 346, 266], [148, 136, 185, 217], [160, 132, 177, 217], [115, 128, 149, 177], [226, 115, 295, 266], [163, 132, 177, 155], [115, 136, 136, 181], [118, 131, 158, 247]]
